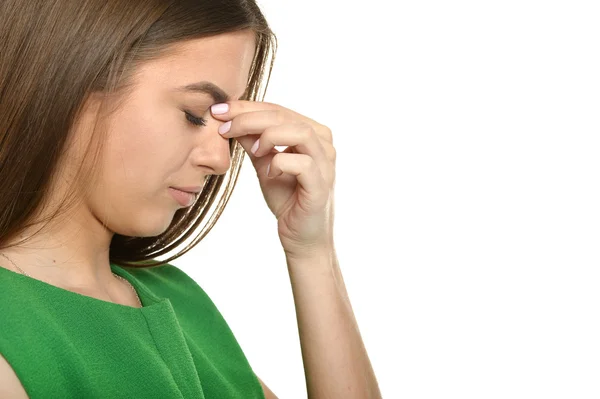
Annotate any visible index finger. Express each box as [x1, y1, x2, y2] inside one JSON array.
[[211, 100, 332, 143]]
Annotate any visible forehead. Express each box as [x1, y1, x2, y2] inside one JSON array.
[[136, 30, 256, 100]]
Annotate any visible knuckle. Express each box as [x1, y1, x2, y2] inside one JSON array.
[[321, 124, 333, 142], [298, 123, 314, 140], [236, 101, 250, 113], [237, 112, 251, 128], [274, 110, 286, 125]]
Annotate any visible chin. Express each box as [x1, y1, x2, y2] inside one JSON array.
[[115, 210, 176, 238]]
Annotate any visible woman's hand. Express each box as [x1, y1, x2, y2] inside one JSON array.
[[211, 101, 336, 259]]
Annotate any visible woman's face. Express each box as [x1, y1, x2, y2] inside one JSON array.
[[72, 30, 255, 238]]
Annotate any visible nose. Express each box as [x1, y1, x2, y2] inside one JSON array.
[[190, 112, 232, 176]]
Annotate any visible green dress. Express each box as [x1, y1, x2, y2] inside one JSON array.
[[0, 262, 265, 399]]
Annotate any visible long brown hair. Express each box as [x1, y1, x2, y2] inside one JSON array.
[[0, 0, 277, 268]]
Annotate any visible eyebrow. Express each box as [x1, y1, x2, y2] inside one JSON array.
[[175, 81, 244, 103]]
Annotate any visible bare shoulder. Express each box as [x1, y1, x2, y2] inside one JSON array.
[[0, 353, 29, 398]]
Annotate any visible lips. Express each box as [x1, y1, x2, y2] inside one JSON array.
[[168, 187, 197, 207], [171, 186, 202, 193]]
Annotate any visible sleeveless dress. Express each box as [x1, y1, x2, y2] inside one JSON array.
[[0, 262, 265, 399]]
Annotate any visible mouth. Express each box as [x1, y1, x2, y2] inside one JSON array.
[[168, 187, 197, 207], [171, 185, 203, 193]]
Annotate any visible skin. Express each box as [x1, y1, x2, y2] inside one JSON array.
[[0, 30, 253, 300], [0, 28, 280, 398], [0, 25, 381, 398]]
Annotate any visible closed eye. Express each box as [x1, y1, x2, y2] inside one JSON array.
[[184, 111, 207, 127]]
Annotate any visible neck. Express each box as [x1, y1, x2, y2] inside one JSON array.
[[0, 208, 115, 292]]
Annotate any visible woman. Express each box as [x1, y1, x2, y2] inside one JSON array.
[[0, 0, 381, 398]]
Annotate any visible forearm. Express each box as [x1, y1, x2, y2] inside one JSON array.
[[286, 248, 382, 399]]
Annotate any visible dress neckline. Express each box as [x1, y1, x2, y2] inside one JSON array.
[[0, 262, 167, 311]]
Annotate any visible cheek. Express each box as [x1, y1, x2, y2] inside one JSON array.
[[97, 103, 190, 205], [101, 123, 173, 201], [89, 131, 182, 237]]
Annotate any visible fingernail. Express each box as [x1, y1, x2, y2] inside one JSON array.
[[211, 103, 229, 114], [251, 139, 260, 155], [218, 121, 231, 135]]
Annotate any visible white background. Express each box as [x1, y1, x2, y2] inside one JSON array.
[[168, 1, 600, 398]]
